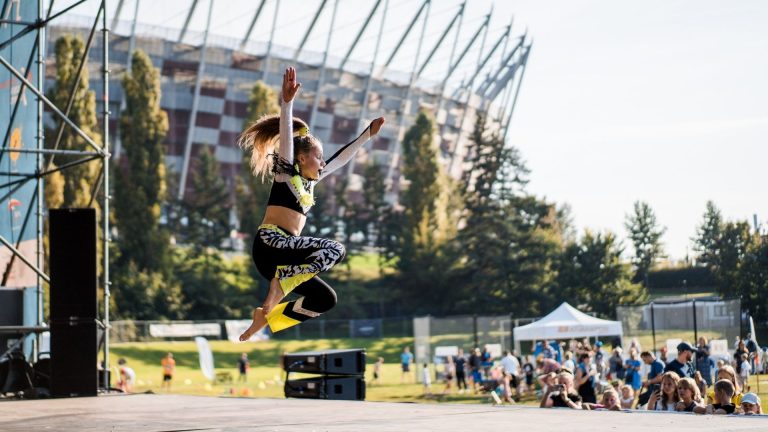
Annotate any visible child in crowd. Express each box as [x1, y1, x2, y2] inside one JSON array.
[[371, 357, 383, 386], [620, 384, 635, 409], [646, 371, 680, 411], [740, 392, 762, 415], [583, 388, 621, 411], [421, 363, 432, 395], [675, 377, 703, 412], [117, 358, 136, 394], [738, 353, 751, 392], [706, 365, 743, 405], [699, 379, 737, 414]]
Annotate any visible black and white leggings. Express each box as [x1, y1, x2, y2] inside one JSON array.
[[252, 224, 345, 332]]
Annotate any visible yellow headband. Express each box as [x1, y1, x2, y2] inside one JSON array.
[[293, 126, 309, 138]]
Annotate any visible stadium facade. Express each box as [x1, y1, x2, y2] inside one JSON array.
[[47, 2, 530, 210]]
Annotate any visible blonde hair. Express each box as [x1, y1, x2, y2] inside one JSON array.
[[237, 114, 313, 180], [601, 388, 619, 406], [717, 365, 740, 393], [677, 377, 702, 402]]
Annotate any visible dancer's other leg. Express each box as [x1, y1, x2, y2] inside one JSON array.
[[239, 277, 285, 341]]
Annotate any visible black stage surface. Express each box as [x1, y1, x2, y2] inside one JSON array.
[[1, 394, 766, 431]]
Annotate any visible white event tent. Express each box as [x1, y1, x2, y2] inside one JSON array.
[[513, 302, 623, 345]]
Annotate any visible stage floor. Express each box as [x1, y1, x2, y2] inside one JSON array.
[[1, 394, 766, 432]]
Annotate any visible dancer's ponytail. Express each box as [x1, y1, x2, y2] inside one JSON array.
[[238, 114, 309, 180]]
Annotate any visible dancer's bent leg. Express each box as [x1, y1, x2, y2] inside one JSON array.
[[265, 276, 337, 332]]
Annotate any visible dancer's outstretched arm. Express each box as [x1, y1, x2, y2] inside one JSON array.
[[318, 117, 384, 181], [279, 67, 301, 163]]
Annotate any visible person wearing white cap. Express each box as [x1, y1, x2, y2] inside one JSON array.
[[741, 392, 762, 415]]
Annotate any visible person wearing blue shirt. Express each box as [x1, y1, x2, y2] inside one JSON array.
[[400, 346, 414, 383], [638, 350, 665, 406]]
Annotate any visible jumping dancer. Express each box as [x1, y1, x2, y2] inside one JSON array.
[[238, 67, 385, 339]]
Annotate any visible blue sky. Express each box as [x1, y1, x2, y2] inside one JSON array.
[[61, 0, 768, 260]]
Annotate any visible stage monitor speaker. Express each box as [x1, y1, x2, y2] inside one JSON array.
[[50, 320, 97, 397], [49, 208, 97, 322], [283, 349, 366, 375], [284, 376, 365, 401], [0, 290, 23, 354]]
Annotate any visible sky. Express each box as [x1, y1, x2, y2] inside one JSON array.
[[58, 0, 768, 261]]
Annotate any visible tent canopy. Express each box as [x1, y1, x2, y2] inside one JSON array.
[[513, 302, 623, 341]]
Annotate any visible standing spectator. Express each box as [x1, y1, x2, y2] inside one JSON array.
[[664, 342, 695, 379], [442, 355, 455, 395], [454, 348, 467, 394], [593, 341, 606, 378], [421, 363, 431, 395], [400, 346, 414, 383], [734, 336, 742, 350], [500, 350, 520, 402], [745, 333, 758, 374], [562, 351, 576, 373], [608, 347, 624, 380], [734, 339, 748, 366], [740, 392, 762, 415], [371, 357, 383, 386], [574, 353, 597, 404], [624, 349, 642, 400], [737, 353, 750, 392], [541, 341, 556, 360], [628, 338, 642, 355], [695, 336, 713, 385], [469, 347, 482, 392], [646, 371, 681, 411], [161, 352, 175, 391], [620, 384, 635, 409], [481, 346, 493, 378], [659, 346, 669, 364], [522, 358, 535, 395], [675, 377, 704, 412], [237, 353, 250, 383], [639, 350, 664, 406], [117, 358, 136, 393]]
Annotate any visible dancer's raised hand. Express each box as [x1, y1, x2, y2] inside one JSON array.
[[282, 67, 301, 103], [370, 117, 385, 136]]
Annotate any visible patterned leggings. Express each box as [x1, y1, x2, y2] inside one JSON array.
[[252, 224, 345, 332]]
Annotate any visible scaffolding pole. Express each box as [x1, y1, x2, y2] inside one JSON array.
[[309, 0, 339, 128]]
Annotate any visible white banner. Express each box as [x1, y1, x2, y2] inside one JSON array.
[[149, 323, 221, 338], [195, 337, 215, 382], [224, 320, 270, 342]]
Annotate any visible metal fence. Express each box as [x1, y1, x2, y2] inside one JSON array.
[[109, 317, 413, 343], [616, 298, 742, 352]]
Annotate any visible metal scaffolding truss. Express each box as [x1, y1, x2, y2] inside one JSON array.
[[0, 0, 111, 387]]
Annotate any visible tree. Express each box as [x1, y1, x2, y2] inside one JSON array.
[[46, 34, 101, 208], [693, 201, 723, 268], [113, 49, 170, 272], [235, 81, 279, 242], [624, 201, 666, 286], [555, 230, 647, 318], [182, 146, 232, 248]]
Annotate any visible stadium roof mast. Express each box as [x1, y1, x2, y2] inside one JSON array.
[[384, 0, 431, 188], [292, 0, 329, 62], [178, 0, 214, 200], [348, 0, 389, 176], [240, 0, 267, 50], [447, 20, 512, 174], [339, 0, 383, 71], [382, 0, 430, 70], [261, 0, 281, 84], [178, 0, 200, 44], [387, 2, 466, 187], [0, 0, 111, 385], [501, 43, 531, 141], [309, 0, 340, 128], [111, 0, 141, 160]]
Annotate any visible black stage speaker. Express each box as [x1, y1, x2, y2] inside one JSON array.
[[283, 349, 366, 375], [0, 290, 23, 352], [49, 208, 98, 397], [49, 208, 97, 321], [284, 376, 365, 401]]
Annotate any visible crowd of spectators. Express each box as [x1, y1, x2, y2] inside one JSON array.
[[431, 335, 764, 415]]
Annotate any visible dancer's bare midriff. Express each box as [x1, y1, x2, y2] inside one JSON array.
[[262, 205, 305, 236]]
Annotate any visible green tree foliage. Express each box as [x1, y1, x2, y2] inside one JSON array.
[[624, 201, 666, 286], [46, 34, 101, 208], [556, 230, 647, 318], [452, 113, 561, 316], [693, 200, 723, 268], [114, 49, 169, 272], [171, 247, 258, 319], [183, 146, 232, 248], [236, 81, 279, 241], [112, 261, 187, 320]]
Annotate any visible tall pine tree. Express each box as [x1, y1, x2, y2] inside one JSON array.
[[624, 201, 666, 286], [183, 146, 232, 248]]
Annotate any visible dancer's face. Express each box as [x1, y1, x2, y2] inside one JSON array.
[[298, 142, 325, 180]]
